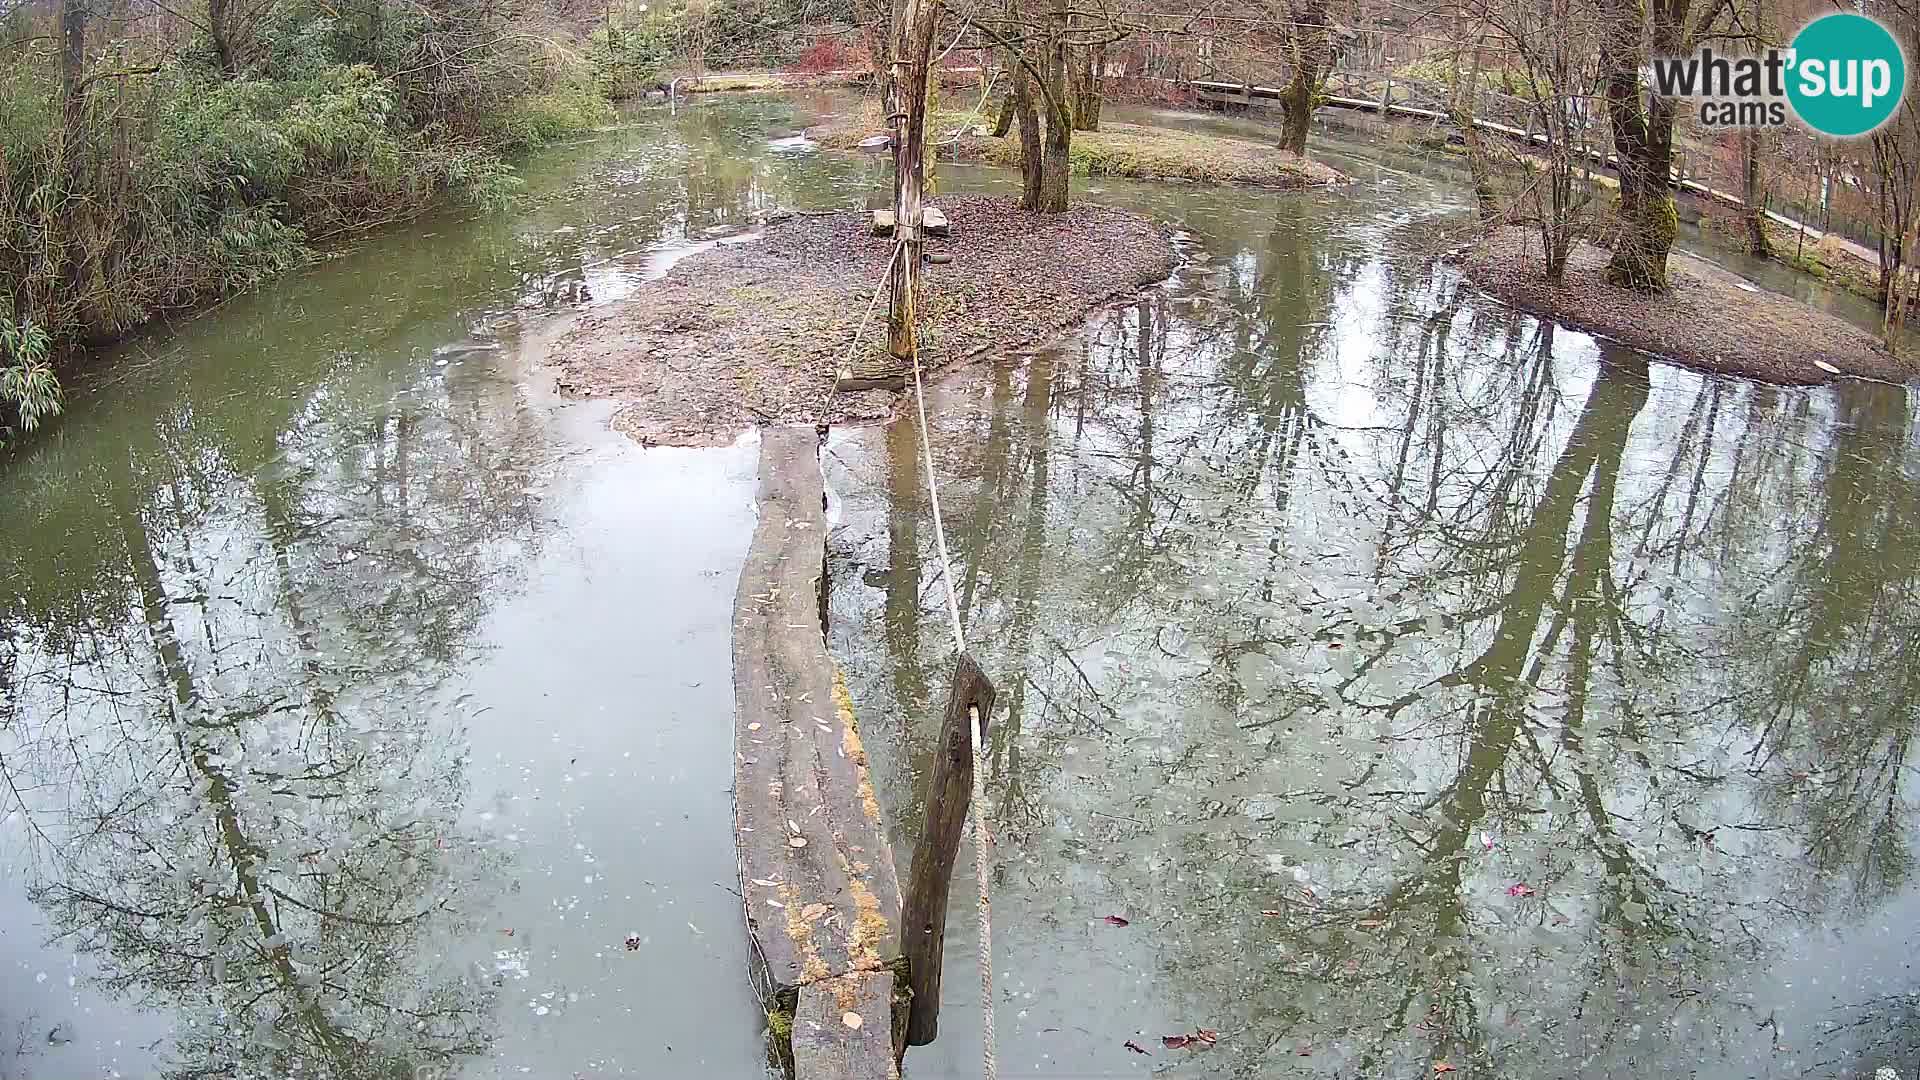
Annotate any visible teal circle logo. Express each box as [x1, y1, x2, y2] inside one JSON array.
[[1787, 13, 1907, 137]]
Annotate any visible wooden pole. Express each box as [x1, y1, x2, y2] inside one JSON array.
[[886, 0, 938, 366], [900, 652, 997, 1047]]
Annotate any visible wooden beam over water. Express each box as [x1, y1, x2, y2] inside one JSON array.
[[733, 426, 906, 1079]]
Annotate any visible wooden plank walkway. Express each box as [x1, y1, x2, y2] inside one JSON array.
[[1191, 78, 1867, 257], [732, 426, 906, 1080]]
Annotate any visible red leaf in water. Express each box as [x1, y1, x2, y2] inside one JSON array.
[[1506, 883, 1536, 897], [1103, 915, 1131, 927], [1194, 1029, 1219, 1046], [1434, 1062, 1458, 1074], [1163, 1035, 1195, 1050], [1123, 1040, 1151, 1056], [623, 934, 640, 951], [503, 928, 514, 937]]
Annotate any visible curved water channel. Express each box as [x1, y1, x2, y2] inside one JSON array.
[[3, 92, 1917, 1079]]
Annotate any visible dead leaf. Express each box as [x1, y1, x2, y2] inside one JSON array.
[[1162, 1029, 1218, 1050], [1356, 919, 1387, 929], [1260, 909, 1283, 917], [1296, 1044, 1312, 1056], [1551, 913, 1570, 926], [624, 935, 640, 951], [1103, 915, 1131, 927], [1506, 883, 1535, 897], [801, 903, 830, 921], [1123, 1040, 1151, 1056], [1434, 1063, 1457, 1074], [842, 1011, 863, 1030], [503, 928, 514, 937]]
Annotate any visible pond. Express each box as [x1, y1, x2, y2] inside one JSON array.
[[2, 91, 1916, 1080]]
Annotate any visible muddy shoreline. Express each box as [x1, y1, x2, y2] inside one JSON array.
[[1457, 226, 1916, 386], [541, 194, 1177, 444]]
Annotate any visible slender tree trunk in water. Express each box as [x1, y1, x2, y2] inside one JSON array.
[[1743, 128, 1771, 258], [1277, 0, 1329, 157]]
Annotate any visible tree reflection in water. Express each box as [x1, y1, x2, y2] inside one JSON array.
[[1, 360, 547, 1078], [828, 210, 1920, 1078]]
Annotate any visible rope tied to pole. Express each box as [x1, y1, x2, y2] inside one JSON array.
[[828, 168, 994, 1080], [905, 309, 996, 1080]]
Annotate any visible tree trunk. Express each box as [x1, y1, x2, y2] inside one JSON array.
[[885, 0, 938, 365], [1011, 54, 1043, 209], [1451, 21, 1499, 224], [1597, 0, 1678, 291], [209, 0, 240, 77], [1603, 92, 1678, 290], [1034, 2, 1071, 214], [1742, 129, 1771, 258], [1883, 168, 1920, 354], [991, 48, 1016, 136], [1072, 43, 1103, 130], [60, 0, 87, 147], [1276, 0, 1330, 157]]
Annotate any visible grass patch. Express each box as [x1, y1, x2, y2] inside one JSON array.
[[685, 71, 858, 93], [815, 105, 1347, 189]]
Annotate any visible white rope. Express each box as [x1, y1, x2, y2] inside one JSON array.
[[904, 260, 996, 1080], [833, 205, 996, 1080], [837, 241, 906, 379]]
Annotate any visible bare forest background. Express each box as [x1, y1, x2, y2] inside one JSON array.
[[4, 0, 1920, 443]]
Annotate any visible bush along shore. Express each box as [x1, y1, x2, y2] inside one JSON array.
[[0, 0, 623, 444]]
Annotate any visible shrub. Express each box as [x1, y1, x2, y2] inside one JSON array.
[[0, 0, 620, 444], [0, 315, 58, 441], [591, 10, 678, 99]]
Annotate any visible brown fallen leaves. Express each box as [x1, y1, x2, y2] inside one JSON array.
[[1161, 1029, 1220, 1051], [1102, 915, 1131, 927]]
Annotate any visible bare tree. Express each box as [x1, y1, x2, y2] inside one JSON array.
[[1451, 0, 1603, 281], [1593, 0, 1736, 290]]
